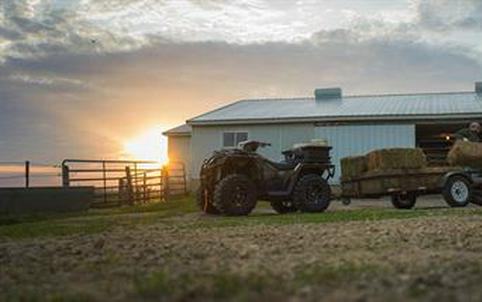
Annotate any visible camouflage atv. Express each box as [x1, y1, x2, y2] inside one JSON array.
[[197, 140, 335, 216]]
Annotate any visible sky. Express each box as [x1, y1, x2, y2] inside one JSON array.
[[1, 0, 482, 163]]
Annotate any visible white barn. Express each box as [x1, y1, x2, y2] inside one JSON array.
[[164, 83, 482, 189]]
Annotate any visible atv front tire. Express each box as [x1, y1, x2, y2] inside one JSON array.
[[196, 186, 220, 214], [213, 174, 257, 216], [270, 201, 297, 214], [293, 174, 331, 213]]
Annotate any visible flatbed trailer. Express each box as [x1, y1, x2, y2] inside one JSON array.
[[340, 166, 482, 209]]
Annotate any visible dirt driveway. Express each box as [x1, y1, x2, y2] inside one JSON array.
[[1, 196, 482, 301]]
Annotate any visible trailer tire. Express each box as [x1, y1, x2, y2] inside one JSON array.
[[391, 192, 417, 209], [270, 201, 298, 214], [293, 174, 331, 213], [470, 189, 482, 206], [443, 176, 471, 207]]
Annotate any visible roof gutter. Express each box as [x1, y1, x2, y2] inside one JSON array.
[[187, 113, 482, 126], [162, 132, 191, 137]]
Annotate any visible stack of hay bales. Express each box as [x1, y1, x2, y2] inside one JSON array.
[[341, 148, 428, 195], [447, 141, 482, 169], [341, 148, 427, 180], [366, 148, 427, 171]]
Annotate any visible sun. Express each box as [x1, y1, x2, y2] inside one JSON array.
[[123, 126, 168, 164]]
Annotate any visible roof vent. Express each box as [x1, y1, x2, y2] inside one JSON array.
[[314, 87, 342, 100], [476, 82, 482, 94]]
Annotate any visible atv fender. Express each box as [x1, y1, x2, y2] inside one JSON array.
[[284, 163, 335, 195]]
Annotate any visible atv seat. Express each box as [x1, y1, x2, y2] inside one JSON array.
[[264, 159, 297, 171]]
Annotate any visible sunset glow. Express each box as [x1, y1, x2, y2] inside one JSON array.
[[123, 126, 167, 164]]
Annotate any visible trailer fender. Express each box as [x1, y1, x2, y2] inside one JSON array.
[[439, 171, 473, 188]]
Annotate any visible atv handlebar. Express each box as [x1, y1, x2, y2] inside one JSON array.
[[239, 140, 271, 152]]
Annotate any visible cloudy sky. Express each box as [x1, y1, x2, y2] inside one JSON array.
[[1, 0, 482, 163]]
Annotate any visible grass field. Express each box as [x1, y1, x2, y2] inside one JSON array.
[[2, 196, 482, 301]]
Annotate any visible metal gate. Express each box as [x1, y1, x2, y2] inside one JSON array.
[[164, 161, 188, 196], [61, 159, 167, 207]]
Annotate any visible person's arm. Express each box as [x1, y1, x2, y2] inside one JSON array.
[[454, 129, 470, 141]]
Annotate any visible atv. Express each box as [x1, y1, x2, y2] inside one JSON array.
[[197, 140, 335, 216]]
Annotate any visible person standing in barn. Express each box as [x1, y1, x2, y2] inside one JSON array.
[[454, 122, 481, 142]]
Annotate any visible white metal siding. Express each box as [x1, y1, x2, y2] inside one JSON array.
[[167, 136, 192, 181], [315, 124, 416, 183], [191, 124, 314, 179]]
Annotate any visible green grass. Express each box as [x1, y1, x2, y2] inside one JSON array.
[[1, 195, 481, 240], [0, 195, 196, 240], [0, 195, 197, 224], [4, 290, 95, 302], [135, 270, 280, 301], [134, 262, 380, 301], [191, 206, 482, 228]]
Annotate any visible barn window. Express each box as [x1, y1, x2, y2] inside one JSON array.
[[223, 132, 248, 148]]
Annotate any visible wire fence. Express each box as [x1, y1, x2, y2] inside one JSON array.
[[0, 161, 61, 188]]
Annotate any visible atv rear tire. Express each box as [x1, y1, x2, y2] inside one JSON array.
[[213, 174, 257, 216], [443, 176, 471, 207], [293, 174, 331, 213], [391, 192, 417, 209], [196, 186, 220, 214], [270, 201, 297, 214]]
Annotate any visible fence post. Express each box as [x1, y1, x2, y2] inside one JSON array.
[[125, 166, 134, 205], [118, 178, 126, 205], [25, 160, 30, 188], [143, 172, 147, 203], [181, 163, 187, 196], [163, 165, 169, 201], [62, 164, 70, 187], [102, 161, 107, 204], [134, 163, 138, 201]]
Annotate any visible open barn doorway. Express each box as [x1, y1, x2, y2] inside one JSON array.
[[416, 122, 469, 165]]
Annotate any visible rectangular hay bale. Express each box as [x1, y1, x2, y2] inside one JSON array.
[[447, 141, 482, 169], [340, 155, 367, 180], [366, 148, 427, 171]]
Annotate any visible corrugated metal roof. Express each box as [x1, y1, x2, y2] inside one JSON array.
[[163, 124, 192, 136], [188, 92, 482, 125]]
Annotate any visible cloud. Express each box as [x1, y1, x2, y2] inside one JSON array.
[[414, 0, 482, 31], [9, 73, 86, 87], [1, 0, 482, 65], [1, 0, 482, 162], [310, 0, 482, 62], [0, 0, 144, 63]]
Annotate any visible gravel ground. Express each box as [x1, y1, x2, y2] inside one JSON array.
[[2, 197, 482, 301]]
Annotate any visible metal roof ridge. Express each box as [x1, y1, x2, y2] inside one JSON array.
[[240, 96, 313, 102], [240, 90, 475, 102], [344, 90, 475, 99]]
